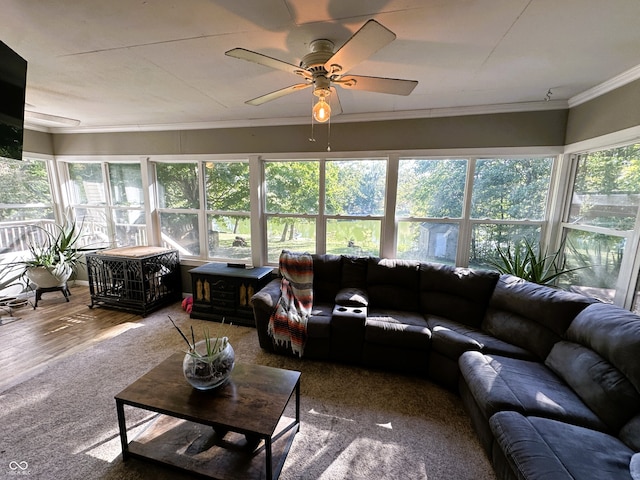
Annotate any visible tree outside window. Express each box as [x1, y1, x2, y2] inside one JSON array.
[[205, 161, 250, 260], [156, 162, 200, 256], [325, 159, 386, 256], [469, 157, 553, 268], [264, 161, 318, 262], [397, 158, 466, 263], [0, 158, 53, 221]]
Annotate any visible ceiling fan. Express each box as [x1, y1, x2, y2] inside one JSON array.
[[225, 20, 418, 122]]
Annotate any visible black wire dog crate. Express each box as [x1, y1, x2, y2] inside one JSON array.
[[87, 246, 181, 316]]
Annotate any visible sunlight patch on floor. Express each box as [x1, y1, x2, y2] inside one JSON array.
[[0, 389, 52, 418], [92, 322, 144, 343], [79, 414, 157, 462], [309, 408, 354, 422], [43, 313, 94, 336]]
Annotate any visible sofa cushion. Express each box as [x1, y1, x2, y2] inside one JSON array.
[[335, 287, 368, 307], [430, 325, 483, 359], [307, 301, 334, 338], [489, 275, 595, 336], [482, 275, 595, 359], [545, 340, 640, 432], [483, 307, 561, 360], [341, 255, 368, 289], [490, 411, 634, 480], [567, 302, 640, 395], [367, 258, 420, 310], [428, 316, 536, 360], [365, 309, 430, 349], [419, 263, 499, 327], [458, 351, 607, 431], [312, 254, 342, 303]]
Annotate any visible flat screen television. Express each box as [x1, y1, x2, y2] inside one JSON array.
[[0, 40, 27, 161]]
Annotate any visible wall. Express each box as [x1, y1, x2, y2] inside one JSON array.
[[49, 110, 568, 156], [23, 129, 54, 155], [566, 78, 640, 145]]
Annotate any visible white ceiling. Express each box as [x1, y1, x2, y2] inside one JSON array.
[[3, 0, 640, 133]]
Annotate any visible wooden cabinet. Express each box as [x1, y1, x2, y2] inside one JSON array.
[[189, 263, 274, 327]]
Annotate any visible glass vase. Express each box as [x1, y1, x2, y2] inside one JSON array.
[[182, 338, 235, 390]]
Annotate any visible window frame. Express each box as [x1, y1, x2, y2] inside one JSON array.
[[557, 145, 640, 309], [395, 155, 555, 267], [60, 158, 148, 249]]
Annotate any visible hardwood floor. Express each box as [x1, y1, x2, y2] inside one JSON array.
[[0, 285, 166, 392]]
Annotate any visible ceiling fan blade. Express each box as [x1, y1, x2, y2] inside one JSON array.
[[329, 87, 342, 115], [337, 75, 418, 95], [225, 48, 311, 79], [324, 20, 396, 76], [246, 83, 311, 106]]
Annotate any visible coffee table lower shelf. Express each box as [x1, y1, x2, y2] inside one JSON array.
[[125, 413, 298, 480]]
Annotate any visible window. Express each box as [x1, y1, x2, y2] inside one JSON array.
[[468, 157, 554, 268], [67, 162, 110, 248], [264, 161, 319, 263], [263, 158, 386, 261], [67, 162, 145, 248], [559, 144, 640, 308], [396, 158, 467, 263], [396, 157, 554, 267], [0, 157, 53, 222], [0, 157, 54, 279], [108, 164, 145, 247], [204, 161, 250, 261], [325, 159, 386, 257], [156, 162, 200, 256]]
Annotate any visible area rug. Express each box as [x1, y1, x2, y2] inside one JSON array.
[[0, 303, 496, 480]]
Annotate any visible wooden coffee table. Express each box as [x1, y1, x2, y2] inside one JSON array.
[[115, 354, 301, 480]]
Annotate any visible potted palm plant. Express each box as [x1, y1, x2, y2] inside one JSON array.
[[16, 219, 84, 289], [487, 238, 586, 286]]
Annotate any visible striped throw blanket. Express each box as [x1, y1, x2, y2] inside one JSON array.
[[268, 250, 313, 357]]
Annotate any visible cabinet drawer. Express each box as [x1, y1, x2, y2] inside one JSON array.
[[211, 290, 236, 301], [212, 306, 235, 315], [210, 279, 234, 291], [212, 298, 235, 308]]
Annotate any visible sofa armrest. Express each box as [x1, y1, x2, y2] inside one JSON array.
[[251, 277, 282, 314], [431, 325, 483, 359], [251, 278, 282, 351]]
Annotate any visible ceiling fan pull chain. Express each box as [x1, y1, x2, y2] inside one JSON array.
[[327, 113, 331, 152], [309, 93, 316, 142]]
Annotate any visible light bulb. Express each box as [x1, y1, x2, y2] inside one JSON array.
[[312, 98, 331, 123]]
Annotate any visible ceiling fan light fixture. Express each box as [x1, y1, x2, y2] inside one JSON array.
[[312, 97, 331, 123], [312, 87, 331, 123]]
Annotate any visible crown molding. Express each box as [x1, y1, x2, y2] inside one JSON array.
[[569, 64, 640, 108]]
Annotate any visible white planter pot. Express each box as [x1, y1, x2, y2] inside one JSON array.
[[26, 265, 72, 289]]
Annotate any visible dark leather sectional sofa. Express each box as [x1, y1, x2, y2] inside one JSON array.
[[251, 254, 640, 480]]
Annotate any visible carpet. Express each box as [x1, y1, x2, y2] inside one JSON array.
[[0, 302, 496, 480]]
